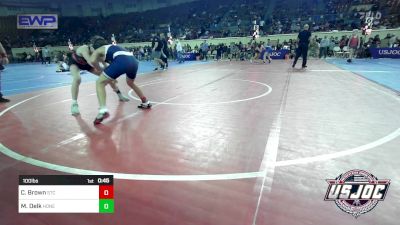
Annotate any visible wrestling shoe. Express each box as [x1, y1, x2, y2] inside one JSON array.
[[71, 102, 80, 115], [93, 112, 110, 125], [0, 97, 10, 103], [160, 65, 166, 71], [138, 101, 152, 109], [117, 93, 130, 102]]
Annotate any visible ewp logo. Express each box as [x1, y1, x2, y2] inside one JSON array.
[[17, 14, 58, 29]]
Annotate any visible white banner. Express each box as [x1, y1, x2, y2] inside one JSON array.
[[17, 14, 58, 29]]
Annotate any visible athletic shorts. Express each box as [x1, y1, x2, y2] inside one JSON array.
[[259, 50, 267, 59], [152, 51, 162, 59], [104, 56, 139, 80]]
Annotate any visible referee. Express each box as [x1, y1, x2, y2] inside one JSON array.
[[292, 24, 311, 69], [0, 41, 9, 103], [151, 33, 165, 71], [160, 33, 169, 69]]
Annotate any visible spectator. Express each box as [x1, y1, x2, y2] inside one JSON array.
[[138, 47, 145, 61], [380, 34, 391, 48], [216, 44, 224, 60], [372, 35, 381, 48], [26, 53, 33, 62], [348, 30, 360, 62], [339, 36, 348, 50], [319, 35, 330, 59], [200, 40, 209, 61], [309, 36, 319, 58], [176, 39, 184, 63], [2, 0, 400, 47], [42, 46, 51, 64], [56, 53, 70, 73], [389, 34, 397, 48]]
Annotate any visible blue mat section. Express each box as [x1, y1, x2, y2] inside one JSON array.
[[327, 58, 400, 92], [0, 60, 209, 96]]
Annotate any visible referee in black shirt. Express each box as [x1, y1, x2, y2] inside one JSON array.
[[292, 24, 311, 69], [151, 33, 166, 70], [160, 33, 169, 69]]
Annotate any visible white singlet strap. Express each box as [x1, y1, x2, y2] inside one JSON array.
[[113, 51, 133, 59]]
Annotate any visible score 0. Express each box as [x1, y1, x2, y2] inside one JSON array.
[[99, 185, 114, 213]]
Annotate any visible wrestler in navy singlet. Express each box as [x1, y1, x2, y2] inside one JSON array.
[[103, 45, 139, 80]]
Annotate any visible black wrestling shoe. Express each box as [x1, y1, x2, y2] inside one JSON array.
[[138, 101, 152, 109], [0, 97, 10, 103], [93, 112, 110, 125]]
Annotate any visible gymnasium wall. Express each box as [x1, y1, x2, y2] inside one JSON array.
[[10, 28, 400, 57], [179, 29, 400, 47]]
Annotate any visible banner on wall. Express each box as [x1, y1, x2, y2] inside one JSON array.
[[269, 49, 290, 59], [17, 14, 58, 29], [182, 49, 290, 61], [182, 53, 197, 60], [370, 48, 400, 59]]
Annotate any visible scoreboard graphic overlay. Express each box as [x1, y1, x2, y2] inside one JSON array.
[[18, 175, 114, 213]]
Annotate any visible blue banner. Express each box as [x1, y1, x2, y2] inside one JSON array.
[[182, 53, 197, 61], [269, 49, 290, 59], [370, 48, 400, 59], [182, 49, 290, 61]]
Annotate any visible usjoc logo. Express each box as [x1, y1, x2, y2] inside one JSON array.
[[271, 52, 281, 57], [17, 14, 58, 29], [378, 49, 400, 55], [325, 170, 390, 218], [182, 54, 192, 59]]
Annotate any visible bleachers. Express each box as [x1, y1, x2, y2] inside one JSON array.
[[0, 0, 399, 48]]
